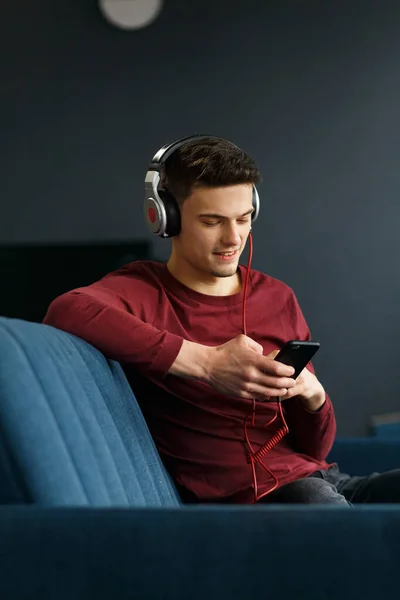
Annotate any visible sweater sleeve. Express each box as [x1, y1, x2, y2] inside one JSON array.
[[284, 393, 336, 461], [42, 283, 184, 379], [282, 289, 337, 461]]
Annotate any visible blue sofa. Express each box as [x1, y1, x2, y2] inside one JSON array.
[[0, 316, 399, 599]]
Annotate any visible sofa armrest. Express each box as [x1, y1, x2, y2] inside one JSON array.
[[329, 437, 400, 475], [0, 505, 399, 600]]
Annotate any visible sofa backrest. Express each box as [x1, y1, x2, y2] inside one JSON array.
[[0, 317, 181, 507]]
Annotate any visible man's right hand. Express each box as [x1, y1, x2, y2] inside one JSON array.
[[203, 335, 296, 401]]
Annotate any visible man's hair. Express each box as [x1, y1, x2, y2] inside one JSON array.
[[161, 136, 261, 207]]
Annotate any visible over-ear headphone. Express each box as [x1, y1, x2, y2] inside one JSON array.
[[144, 134, 260, 238]]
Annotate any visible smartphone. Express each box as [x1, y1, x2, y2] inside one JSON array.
[[274, 340, 320, 379]]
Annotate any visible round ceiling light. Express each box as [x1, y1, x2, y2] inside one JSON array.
[[99, 0, 164, 30]]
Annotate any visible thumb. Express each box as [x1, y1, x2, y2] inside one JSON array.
[[242, 335, 264, 355], [266, 349, 280, 360]]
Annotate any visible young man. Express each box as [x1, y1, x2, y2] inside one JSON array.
[[43, 135, 400, 505]]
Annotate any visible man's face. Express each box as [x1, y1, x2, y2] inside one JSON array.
[[174, 183, 254, 280]]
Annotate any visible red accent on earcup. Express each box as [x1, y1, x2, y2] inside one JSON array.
[[148, 207, 156, 223]]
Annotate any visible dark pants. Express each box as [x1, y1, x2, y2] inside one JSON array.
[[262, 466, 400, 506]]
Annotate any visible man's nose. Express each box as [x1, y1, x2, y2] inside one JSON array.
[[221, 222, 241, 246]]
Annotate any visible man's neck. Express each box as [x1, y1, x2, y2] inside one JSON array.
[[166, 259, 242, 297]]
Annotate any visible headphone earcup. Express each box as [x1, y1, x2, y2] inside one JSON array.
[[144, 191, 181, 238], [251, 185, 260, 223], [157, 190, 181, 237]]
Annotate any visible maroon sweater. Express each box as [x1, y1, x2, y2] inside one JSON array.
[[43, 260, 336, 503]]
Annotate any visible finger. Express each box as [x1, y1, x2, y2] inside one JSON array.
[[259, 375, 297, 390], [281, 383, 303, 400], [242, 335, 264, 354], [257, 356, 295, 377], [280, 389, 293, 401], [240, 385, 289, 402], [266, 349, 280, 359]]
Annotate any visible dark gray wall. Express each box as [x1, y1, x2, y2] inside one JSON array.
[[2, 0, 400, 436]]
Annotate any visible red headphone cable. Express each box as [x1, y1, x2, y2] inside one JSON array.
[[242, 232, 289, 503]]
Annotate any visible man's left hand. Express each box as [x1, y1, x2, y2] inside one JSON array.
[[279, 367, 326, 412]]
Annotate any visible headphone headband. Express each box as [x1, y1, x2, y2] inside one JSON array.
[[144, 134, 260, 238], [148, 134, 215, 172]]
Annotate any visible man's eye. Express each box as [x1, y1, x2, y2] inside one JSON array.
[[204, 221, 219, 227]]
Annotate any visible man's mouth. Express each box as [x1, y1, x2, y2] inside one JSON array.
[[213, 250, 239, 261]]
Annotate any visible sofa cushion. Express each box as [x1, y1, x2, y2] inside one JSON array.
[[1, 505, 400, 600], [0, 317, 180, 507]]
